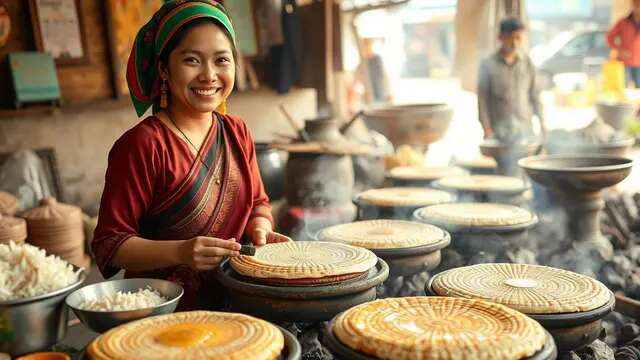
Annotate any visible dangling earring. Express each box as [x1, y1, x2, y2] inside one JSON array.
[[160, 79, 168, 109], [216, 100, 227, 115]]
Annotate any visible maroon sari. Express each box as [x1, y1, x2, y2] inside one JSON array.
[[92, 113, 272, 310]]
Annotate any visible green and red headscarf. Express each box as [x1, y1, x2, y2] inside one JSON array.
[[127, 0, 236, 117]]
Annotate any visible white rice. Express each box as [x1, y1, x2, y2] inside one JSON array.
[[0, 242, 81, 301], [78, 286, 167, 311]]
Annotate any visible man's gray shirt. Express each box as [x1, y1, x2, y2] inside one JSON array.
[[477, 52, 543, 140]]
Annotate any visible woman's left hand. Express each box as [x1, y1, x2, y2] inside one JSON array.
[[246, 217, 292, 246]]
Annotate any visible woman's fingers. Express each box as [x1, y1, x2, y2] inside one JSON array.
[[199, 237, 241, 250], [267, 232, 292, 243], [252, 229, 268, 246]]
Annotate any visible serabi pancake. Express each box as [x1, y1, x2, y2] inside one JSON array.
[[415, 203, 534, 227], [87, 311, 284, 360], [432, 263, 612, 314], [229, 241, 378, 280], [357, 187, 452, 207], [333, 296, 547, 360], [318, 220, 446, 249]]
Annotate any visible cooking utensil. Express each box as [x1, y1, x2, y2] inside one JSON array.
[[65, 278, 183, 333]]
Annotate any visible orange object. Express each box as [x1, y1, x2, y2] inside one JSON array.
[[16, 353, 71, 360]]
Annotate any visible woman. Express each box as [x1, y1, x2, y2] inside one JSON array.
[[92, 0, 290, 310]]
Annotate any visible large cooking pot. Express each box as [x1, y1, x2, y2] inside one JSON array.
[[284, 152, 354, 207], [361, 103, 453, 146], [1, 268, 86, 356], [255, 143, 285, 201]]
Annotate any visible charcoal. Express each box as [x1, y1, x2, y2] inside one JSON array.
[[627, 246, 640, 265], [299, 327, 334, 360], [574, 339, 614, 360], [435, 248, 466, 272], [626, 272, 640, 299], [619, 324, 640, 346], [615, 346, 640, 360], [377, 276, 404, 298], [559, 352, 581, 360], [601, 265, 627, 291], [614, 255, 635, 276]]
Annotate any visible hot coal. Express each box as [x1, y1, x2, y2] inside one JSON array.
[[281, 322, 334, 360], [573, 339, 615, 360]]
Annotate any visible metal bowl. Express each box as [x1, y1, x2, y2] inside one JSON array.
[[595, 101, 636, 131], [518, 154, 634, 192], [321, 317, 557, 360], [544, 137, 635, 157], [65, 278, 183, 333], [362, 103, 453, 146], [0, 267, 86, 356]]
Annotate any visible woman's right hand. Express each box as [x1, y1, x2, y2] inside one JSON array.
[[180, 236, 241, 271]]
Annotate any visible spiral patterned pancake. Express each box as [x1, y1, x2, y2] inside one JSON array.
[[229, 241, 378, 279], [333, 297, 546, 360], [432, 263, 612, 314], [357, 187, 452, 207], [388, 166, 467, 180], [318, 220, 447, 249], [87, 311, 284, 360], [436, 175, 527, 192], [414, 203, 534, 227]]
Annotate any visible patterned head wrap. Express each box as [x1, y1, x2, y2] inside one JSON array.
[[127, 0, 236, 117]]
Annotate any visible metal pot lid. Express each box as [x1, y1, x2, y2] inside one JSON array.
[[356, 187, 452, 207], [318, 220, 446, 249], [0, 191, 18, 216], [20, 197, 82, 225], [431, 263, 611, 314], [271, 141, 369, 155], [229, 241, 377, 280], [387, 165, 467, 180], [414, 203, 534, 227], [86, 311, 285, 359], [333, 296, 547, 360], [434, 175, 528, 193]]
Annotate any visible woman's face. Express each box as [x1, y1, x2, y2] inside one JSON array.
[[163, 23, 235, 114]]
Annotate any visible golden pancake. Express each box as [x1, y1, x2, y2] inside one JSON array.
[[432, 263, 611, 314], [333, 296, 546, 360], [357, 187, 452, 207], [436, 175, 527, 192], [318, 220, 446, 249], [87, 311, 284, 360], [230, 241, 377, 279], [414, 203, 534, 227], [387, 166, 467, 180]]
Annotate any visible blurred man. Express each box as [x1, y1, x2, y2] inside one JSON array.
[[606, 0, 640, 87], [354, 37, 392, 104], [477, 17, 546, 142]]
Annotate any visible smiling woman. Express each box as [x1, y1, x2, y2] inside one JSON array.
[[92, 0, 290, 311]]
